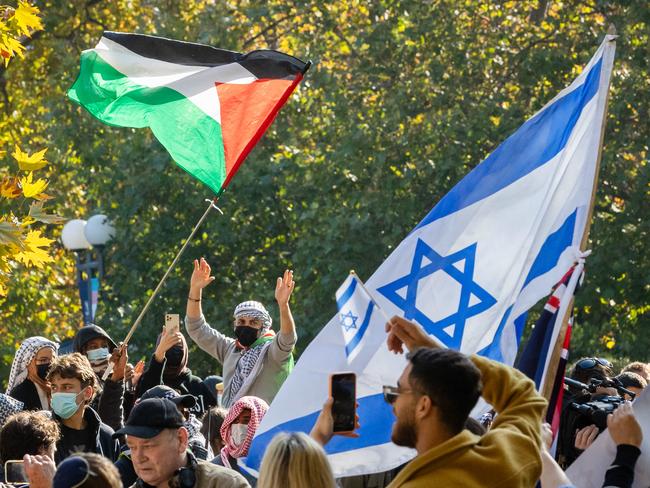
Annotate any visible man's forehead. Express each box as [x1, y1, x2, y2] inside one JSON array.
[[397, 364, 412, 387], [51, 376, 81, 386]]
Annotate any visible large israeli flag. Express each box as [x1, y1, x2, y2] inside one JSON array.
[[243, 35, 616, 477]]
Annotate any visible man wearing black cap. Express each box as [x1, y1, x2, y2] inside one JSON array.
[[115, 398, 249, 488]]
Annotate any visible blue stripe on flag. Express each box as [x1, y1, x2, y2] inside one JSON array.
[[245, 393, 394, 471], [477, 305, 513, 362], [415, 57, 602, 230], [522, 210, 577, 288], [345, 301, 375, 357], [336, 278, 357, 309]]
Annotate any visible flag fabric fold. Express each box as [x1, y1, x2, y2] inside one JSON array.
[[243, 35, 615, 478], [68, 32, 308, 194]]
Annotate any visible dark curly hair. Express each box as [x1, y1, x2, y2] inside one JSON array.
[[0, 411, 60, 462]]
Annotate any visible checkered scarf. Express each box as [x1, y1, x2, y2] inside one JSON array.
[[6, 336, 58, 394], [233, 301, 272, 329], [219, 396, 268, 467], [229, 331, 275, 402], [0, 393, 23, 426]]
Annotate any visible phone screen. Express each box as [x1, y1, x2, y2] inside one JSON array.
[[4, 460, 27, 483], [331, 372, 356, 433], [165, 313, 180, 335]]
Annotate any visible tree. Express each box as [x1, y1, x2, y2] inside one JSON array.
[[0, 0, 647, 382]]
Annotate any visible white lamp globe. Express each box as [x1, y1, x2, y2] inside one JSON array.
[[84, 214, 115, 246], [61, 219, 91, 250]]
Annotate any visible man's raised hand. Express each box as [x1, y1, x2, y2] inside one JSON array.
[[190, 257, 216, 292], [385, 316, 439, 354], [275, 269, 295, 306]]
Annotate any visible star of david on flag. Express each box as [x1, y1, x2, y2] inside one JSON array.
[[377, 240, 496, 349], [243, 34, 616, 480], [336, 273, 375, 362]]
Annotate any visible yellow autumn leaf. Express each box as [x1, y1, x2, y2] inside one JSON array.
[[0, 34, 25, 65], [0, 177, 22, 199], [13, 145, 48, 171], [13, 229, 53, 268], [20, 172, 48, 198], [11, 1, 43, 37]]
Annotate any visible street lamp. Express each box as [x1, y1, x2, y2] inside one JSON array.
[[61, 215, 115, 324]]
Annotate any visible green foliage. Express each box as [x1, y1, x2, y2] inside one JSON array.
[[0, 0, 648, 382]]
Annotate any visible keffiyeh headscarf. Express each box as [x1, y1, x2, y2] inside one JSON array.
[[6, 336, 59, 394], [0, 393, 23, 426], [233, 301, 272, 330], [220, 396, 268, 467]]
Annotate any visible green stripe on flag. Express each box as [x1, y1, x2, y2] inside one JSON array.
[[68, 51, 226, 194]]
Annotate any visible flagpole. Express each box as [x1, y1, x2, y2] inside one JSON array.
[[103, 195, 223, 380], [540, 25, 617, 402]]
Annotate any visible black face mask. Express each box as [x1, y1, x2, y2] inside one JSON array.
[[235, 326, 260, 347], [36, 363, 50, 381], [165, 346, 184, 367]]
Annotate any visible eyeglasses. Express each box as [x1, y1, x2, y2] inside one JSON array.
[[575, 358, 612, 370], [382, 385, 416, 404]]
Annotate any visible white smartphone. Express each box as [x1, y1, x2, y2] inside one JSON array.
[[4, 460, 27, 484], [165, 313, 180, 335]]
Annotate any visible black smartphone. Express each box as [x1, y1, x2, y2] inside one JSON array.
[[329, 372, 357, 433], [4, 460, 28, 484]]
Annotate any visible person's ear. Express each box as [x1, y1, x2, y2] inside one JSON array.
[[82, 386, 93, 403], [414, 394, 433, 421], [177, 427, 189, 453]]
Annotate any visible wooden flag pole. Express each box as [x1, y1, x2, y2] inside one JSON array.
[[102, 196, 223, 380], [540, 25, 617, 402]]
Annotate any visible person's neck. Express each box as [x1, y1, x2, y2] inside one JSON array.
[[63, 406, 87, 430], [155, 454, 188, 488], [415, 421, 457, 455]]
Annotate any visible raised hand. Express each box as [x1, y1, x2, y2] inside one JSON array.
[[154, 330, 183, 363], [23, 454, 56, 488], [110, 343, 129, 382], [385, 316, 439, 354], [275, 269, 295, 306], [310, 397, 360, 447], [190, 257, 216, 293]]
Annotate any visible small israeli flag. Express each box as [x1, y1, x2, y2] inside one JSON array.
[[336, 273, 375, 362]]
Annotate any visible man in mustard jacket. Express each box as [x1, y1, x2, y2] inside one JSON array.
[[384, 317, 547, 487]]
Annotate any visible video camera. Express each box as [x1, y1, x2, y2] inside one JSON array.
[[564, 376, 635, 430]]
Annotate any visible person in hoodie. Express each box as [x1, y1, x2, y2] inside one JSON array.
[[46, 352, 120, 463], [72, 324, 134, 430], [6, 336, 58, 411], [135, 327, 215, 417]]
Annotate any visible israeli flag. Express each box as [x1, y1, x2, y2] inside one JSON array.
[[336, 273, 376, 363], [243, 35, 616, 477]]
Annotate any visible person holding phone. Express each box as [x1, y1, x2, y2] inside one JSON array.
[[135, 321, 215, 417], [185, 258, 297, 408]]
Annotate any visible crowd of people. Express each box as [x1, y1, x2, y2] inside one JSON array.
[[0, 258, 646, 487]]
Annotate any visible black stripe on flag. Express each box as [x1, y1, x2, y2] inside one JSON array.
[[103, 32, 307, 79]]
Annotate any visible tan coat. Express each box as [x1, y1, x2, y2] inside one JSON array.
[[129, 460, 250, 488], [387, 355, 547, 488]]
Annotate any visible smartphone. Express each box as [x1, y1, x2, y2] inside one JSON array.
[[165, 313, 180, 335], [4, 460, 27, 484], [329, 372, 356, 433]]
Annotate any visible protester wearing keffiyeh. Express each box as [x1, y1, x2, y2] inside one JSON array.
[[219, 395, 269, 468], [0, 393, 23, 426], [6, 336, 58, 411]]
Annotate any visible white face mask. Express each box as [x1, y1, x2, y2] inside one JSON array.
[[230, 423, 248, 447]]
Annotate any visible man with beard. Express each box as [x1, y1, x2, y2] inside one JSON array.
[[311, 316, 547, 488]]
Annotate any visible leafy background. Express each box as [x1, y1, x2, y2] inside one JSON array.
[[1, 0, 648, 382]]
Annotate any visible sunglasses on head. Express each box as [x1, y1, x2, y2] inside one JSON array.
[[53, 456, 94, 488], [575, 358, 612, 370]]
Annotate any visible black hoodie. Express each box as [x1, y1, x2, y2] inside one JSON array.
[[72, 324, 127, 431], [54, 406, 119, 463]]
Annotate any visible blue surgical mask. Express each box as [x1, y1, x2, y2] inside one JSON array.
[[51, 391, 83, 419], [86, 347, 109, 363]]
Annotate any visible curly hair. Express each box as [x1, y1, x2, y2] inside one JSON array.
[[47, 353, 99, 404], [0, 411, 60, 462]]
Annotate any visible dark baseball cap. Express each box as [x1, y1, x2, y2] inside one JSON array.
[[114, 398, 184, 439], [140, 385, 196, 409]]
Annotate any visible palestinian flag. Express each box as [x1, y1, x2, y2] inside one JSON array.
[[68, 32, 308, 194]]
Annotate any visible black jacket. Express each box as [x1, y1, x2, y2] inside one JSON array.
[[72, 324, 117, 353], [54, 406, 119, 463], [8, 380, 45, 411], [136, 355, 216, 417]]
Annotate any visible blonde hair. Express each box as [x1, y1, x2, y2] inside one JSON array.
[[257, 432, 336, 488]]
